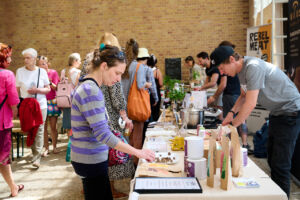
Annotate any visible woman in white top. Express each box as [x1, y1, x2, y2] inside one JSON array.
[[61, 53, 81, 132], [16, 48, 50, 168]]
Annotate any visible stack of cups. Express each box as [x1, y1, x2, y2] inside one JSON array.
[[241, 148, 248, 167], [184, 136, 207, 180]]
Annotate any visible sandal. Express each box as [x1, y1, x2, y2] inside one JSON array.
[[42, 149, 49, 157], [53, 148, 60, 154], [10, 184, 24, 197]]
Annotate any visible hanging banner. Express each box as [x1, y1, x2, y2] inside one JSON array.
[[288, 0, 300, 69], [246, 24, 272, 62], [287, 0, 300, 91]]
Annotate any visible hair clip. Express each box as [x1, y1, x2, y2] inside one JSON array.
[[99, 43, 105, 51]]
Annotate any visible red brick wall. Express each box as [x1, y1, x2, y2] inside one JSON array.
[[0, 0, 249, 81]]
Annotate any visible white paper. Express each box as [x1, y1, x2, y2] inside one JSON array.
[[129, 192, 139, 200], [190, 91, 207, 109], [146, 130, 176, 137], [135, 178, 200, 190]]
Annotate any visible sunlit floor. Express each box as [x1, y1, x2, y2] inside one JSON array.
[[0, 133, 299, 200]]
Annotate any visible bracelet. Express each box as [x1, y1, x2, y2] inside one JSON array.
[[229, 110, 236, 115]]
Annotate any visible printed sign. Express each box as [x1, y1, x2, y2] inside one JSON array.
[[246, 24, 272, 62]]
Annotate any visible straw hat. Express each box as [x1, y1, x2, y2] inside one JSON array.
[[137, 48, 150, 58], [99, 32, 121, 50]]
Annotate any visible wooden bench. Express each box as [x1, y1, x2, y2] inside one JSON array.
[[11, 120, 25, 161]]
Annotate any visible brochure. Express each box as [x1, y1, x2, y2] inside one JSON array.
[[232, 177, 260, 188]]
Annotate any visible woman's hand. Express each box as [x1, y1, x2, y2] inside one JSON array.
[[136, 149, 155, 162], [11, 105, 18, 119], [27, 87, 38, 94], [124, 118, 133, 132], [145, 82, 152, 89], [222, 112, 234, 126]]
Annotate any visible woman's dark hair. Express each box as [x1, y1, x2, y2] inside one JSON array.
[[147, 54, 157, 67], [122, 39, 139, 79], [185, 56, 195, 65], [218, 41, 236, 49], [91, 45, 126, 70]]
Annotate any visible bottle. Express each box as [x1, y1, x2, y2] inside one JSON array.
[[197, 125, 206, 138]]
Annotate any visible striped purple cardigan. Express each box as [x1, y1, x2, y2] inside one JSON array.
[[70, 79, 119, 164]]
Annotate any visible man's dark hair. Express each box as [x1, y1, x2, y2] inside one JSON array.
[[218, 41, 236, 49], [196, 52, 209, 59]]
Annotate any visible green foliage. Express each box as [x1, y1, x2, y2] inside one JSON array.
[[193, 71, 200, 80], [168, 88, 186, 101], [163, 75, 181, 91]]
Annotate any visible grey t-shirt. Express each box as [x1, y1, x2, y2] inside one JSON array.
[[238, 56, 300, 115]]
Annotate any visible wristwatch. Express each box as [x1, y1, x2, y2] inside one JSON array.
[[229, 110, 236, 115], [49, 82, 52, 86]]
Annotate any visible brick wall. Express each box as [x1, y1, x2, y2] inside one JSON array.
[[0, 0, 249, 81]]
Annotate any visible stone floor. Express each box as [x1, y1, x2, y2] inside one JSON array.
[[0, 133, 299, 200]]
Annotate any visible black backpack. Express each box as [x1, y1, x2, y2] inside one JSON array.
[[253, 120, 269, 158]]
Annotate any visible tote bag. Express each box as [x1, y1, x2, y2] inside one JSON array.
[[127, 63, 151, 122], [56, 69, 74, 108], [108, 130, 131, 166]]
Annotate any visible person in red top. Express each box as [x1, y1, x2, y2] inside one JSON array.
[[37, 56, 61, 156], [0, 43, 24, 197]]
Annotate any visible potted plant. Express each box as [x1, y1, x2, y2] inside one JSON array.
[[168, 88, 186, 111]]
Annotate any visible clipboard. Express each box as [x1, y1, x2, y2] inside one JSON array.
[[134, 177, 202, 194]]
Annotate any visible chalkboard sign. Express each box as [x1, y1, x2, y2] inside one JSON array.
[[165, 58, 181, 80]]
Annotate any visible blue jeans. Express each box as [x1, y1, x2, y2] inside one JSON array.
[[222, 94, 239, 118], [268, 112, 300, 198], [71, 160, 112, 200], [222, 94, 248, 134]]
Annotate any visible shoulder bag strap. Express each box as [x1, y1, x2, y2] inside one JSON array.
[[0, 95, 8, 111], [61, 68, 67, 82], [0, 69, 8, 110], [35, 68, 40, 99], [132, 63, 141, 87]]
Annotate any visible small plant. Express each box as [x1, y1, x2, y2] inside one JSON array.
[[193, 71, 200, 80], [163, 75, 181, 91], [168, 88, 186, 102]]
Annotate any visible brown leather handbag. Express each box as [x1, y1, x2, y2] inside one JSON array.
[[127, 63, 151, 122]]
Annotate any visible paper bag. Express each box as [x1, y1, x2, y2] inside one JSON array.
[[220, 136, 233, 190], [207, 131, 216, 187], [229, 125, 242, 177]]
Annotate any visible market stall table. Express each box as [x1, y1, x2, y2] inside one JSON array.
[[129, 124, 287, 200]]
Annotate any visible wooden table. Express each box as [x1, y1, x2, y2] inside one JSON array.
[[129, 123, 287, 200]]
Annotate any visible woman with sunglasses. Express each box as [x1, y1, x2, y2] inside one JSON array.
[[0, 43, 24, 197], [37, 56, 61, 156], [71, 45, 155, 200]]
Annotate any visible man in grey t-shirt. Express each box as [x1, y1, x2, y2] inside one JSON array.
[[210, 46, 300, 198]]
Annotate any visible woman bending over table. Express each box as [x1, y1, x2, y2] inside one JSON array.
[[70, 45, 155, 200]]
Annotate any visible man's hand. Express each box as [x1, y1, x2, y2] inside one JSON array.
[[207, 96, 215, 105], [222, 112, 234, 126]]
